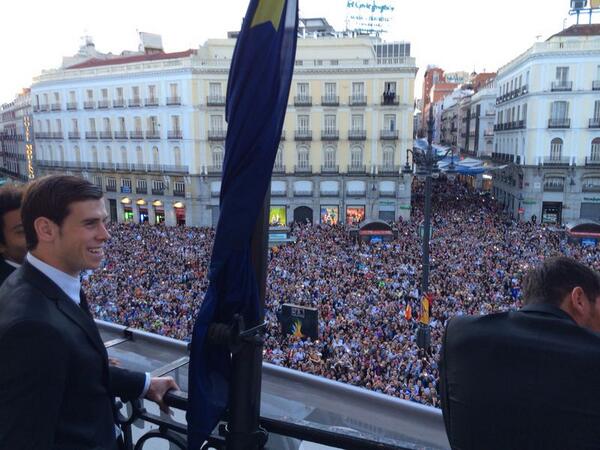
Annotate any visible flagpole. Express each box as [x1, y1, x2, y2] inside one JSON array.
[[227, 193, 270, 449]]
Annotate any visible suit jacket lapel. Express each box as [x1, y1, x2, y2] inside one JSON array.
[[22, 262, 108, 359]]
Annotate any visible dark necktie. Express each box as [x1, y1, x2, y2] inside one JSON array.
[[79, 288, 92, 317]]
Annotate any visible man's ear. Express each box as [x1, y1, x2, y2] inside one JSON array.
[[569, 286, 588, 316], [33, 217, 57, 245]]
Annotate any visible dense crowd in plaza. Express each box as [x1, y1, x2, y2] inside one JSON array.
[[83, 180, 600, 407]]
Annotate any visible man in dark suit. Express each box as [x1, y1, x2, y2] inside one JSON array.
[[439, 256, 600, 450], [0, 175, 178, 449], [0, 184, 26, 284]]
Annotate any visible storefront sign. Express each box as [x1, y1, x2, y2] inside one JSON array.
[[23, 116, 35, 179], [320, 206, 339, 224], [269, 206, 287, 227]]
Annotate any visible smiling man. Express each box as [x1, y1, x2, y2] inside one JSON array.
[[0, 175, 178, 450], [0, 184, 26, 284]]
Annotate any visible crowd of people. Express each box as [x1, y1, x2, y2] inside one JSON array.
[[83, 180, 600, 407]]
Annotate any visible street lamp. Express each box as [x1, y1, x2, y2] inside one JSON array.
[[406, 108, 456, 351]]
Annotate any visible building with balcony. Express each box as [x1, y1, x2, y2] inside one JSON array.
[[0, 89, 35, 182], [492, 24, 600, 224], [30, 23, 417, 227], [466, 80, 496, 157]]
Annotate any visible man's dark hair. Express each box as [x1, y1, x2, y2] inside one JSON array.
[[522, 256, 600, 306], [0, 185, 23, 245], [22, 175, 103, 250]]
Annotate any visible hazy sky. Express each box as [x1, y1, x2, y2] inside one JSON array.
[[0, 0, 582, 104]]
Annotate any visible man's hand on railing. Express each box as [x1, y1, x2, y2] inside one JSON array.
[[145, 377, 180, 415]]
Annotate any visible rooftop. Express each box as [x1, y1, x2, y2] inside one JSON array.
[[66, 49, 196, 70], [547, 24, 600, 40]]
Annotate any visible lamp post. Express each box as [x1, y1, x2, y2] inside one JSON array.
[[403, 108, 456, 351]]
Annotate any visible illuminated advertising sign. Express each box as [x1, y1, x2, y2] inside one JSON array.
[[23, 116, 35, 179], [346, 206, 365, 224], [345, 0, 396, 34], [269, 206, 287, 227], [591, 0, 600, 8], [320, 206, 339, 224]]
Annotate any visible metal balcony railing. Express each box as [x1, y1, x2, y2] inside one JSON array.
[[207, 165, 223, 174], [105, 185, 117, 192], [39, 104, 49, 112], [378, 165, 400, 175], [113, 99, 125, 108], [128, 98, 142, 107], [321, 130, 339, 140], [100, 131, 113, 140], [272, 165, 286, 174], [593, 80, 600, 91], [294, 96, 312, 106], [320, 165, 339, 174], [551, 81, 573, 91], [97, 100, 109, 109], [50, 132, 64, 139], [348, 129, 366, 140], [68, 131, 80, 140], [208, 130, 227, 141], [321, 95, 339, 106], [207, 95, 226, 106], [585, 157, 600, 166], [130, 131, 144, 140], [380, 129, 399, 140], [548, 118, 571, 128], [543, 156, 571, 166], [349, 95, 367, 106], [145, 98, 159, 107], [589, 118, 600, 128], [294, 130, 312, 141], [83, 101, 95, 109], [173, 189, 186, 197], [145, 131, 161, 140], [151, 188, 165, 195], [51, 103, 61, 111], [381, 94, 399, 105], [85, 131, 98, 140], [168, 130, 183, 139], [294, 165, 312, 174], [136, 186, 148, 194], [115, 131, 128, 140], [347, 164, 366, 174], [167, 96, 181, 105], [66, 102, 78, 110]]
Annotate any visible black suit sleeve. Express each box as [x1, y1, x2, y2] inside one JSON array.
[[0, 320, 68, 450], [109, 366, 146, 402], [439, 318, 453, 443]]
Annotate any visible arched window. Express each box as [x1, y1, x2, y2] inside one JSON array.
[[174, 146, 182, 167], [274, 144, 284, 170], [382, 146, 394, 168], [350, 145, 363, 168], [152, 146, 159, 166], [105, 146, 112, 164], [212, 146, 224, 169], [297, 146, 309, 169], [550, 138, 563, 161], [323, 145, 336, 169], [136, 146, 144, 165], [591, 138, 600, 162], [120, 146, 128, 165]]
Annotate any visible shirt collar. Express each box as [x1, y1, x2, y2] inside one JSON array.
[[26, 253, 81, 305], [4, 258, 20, 269]]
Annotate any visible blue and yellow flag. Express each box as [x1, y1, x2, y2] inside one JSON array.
[[186, 0, 298, 447]]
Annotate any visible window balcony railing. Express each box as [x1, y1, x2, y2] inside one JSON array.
[[120, 185, 132, 194], [320, 165, 339, 174], [105, 185, 117, 192], [115, 131, 128, 140], [85, 131, 98, 140], [380, 129, 399, 140], [294, 96, 312, 107], [207, 95, 226, 106], [68, 131, 80, 140], [145, 131, 161, 140], [207, 165, 223, 174], [34, 132, 49, 139], [173, 189, 186, 197], [381, 94, 399, 106], [151, 188, 164, 195], [589, 118, 600, 128], [321, 95, 339, 106], [128, 98, 142, 107], [50, 132, 64, 140], [113, 99, 125, 108], [294, 165, 312, 174], [483, 129, 494, 137], [136, 187, 147, 194], [544, 183, 564, 192], [145, 98, 159, 107], [348, 129, 366, 140], [551, 81, 573, 92], [294, 190, 313, 196], [66, 102, 78, 111], [294, 130, 312, 141], [347, 164, 366, 174], [548, 118, 571, 128], [51, 103, 61, 111], [543, 156, 571, 166], [593, 80, 600, 91], [83, 101, 95, 109], [349, 95, 367, 106], [378, 164, 400, 175], [39, 104, 49, 112], [208, 130, 227, 141], [100, 131, 113, 140], [585, 157, 600, 166], [167, 96, 181, 105], [97, 100, 110, 109], [321, 130, 339, 141], [130, 131, 144, 140], [272, 165, 286, 174], [168, 130, 183, 139], [280, 131, 286, 141]]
